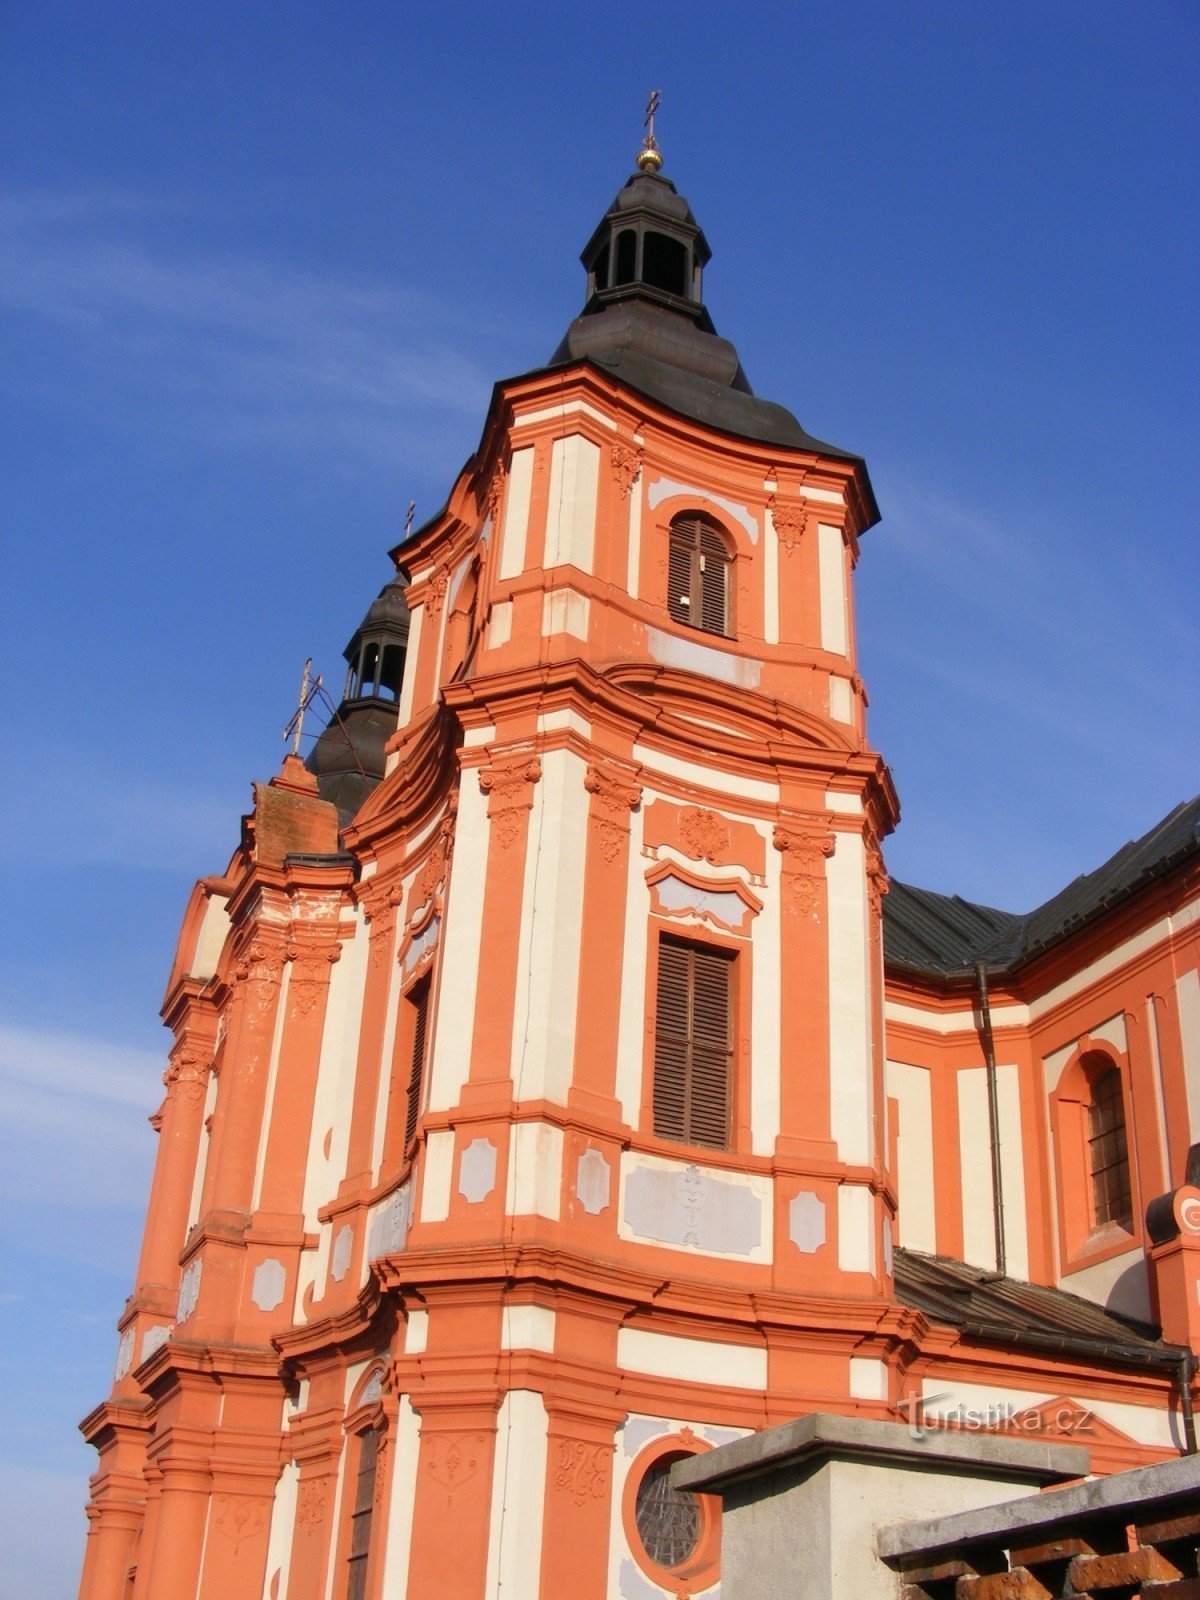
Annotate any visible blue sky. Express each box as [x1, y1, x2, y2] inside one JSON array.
[[1, 3, 1197, 1593]]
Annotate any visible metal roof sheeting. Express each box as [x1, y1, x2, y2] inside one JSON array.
[[884, 795, 1200, 980], [893, 1247, 1183, 1366]]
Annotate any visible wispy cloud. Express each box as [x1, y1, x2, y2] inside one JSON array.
[[0, 1021, 160, 1208], [0, 187, 498, 463]]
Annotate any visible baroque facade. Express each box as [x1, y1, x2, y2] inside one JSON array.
[[79, 152, 1200, 1600]]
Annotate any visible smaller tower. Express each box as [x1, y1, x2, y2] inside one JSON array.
[[306, 568, 411, 824]]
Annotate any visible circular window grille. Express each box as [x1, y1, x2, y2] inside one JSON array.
[[634, 1455, 700, 1570]]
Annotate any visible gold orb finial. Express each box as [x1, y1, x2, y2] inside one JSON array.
[[638, 88, 663, 173]]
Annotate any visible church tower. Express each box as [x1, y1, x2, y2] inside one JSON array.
[[78, 141, 930, 1600]]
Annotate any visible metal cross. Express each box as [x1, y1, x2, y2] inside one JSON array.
[[284, 657, 323, 754], [644, 89, 661, 144], [403, 499, 416, 540]]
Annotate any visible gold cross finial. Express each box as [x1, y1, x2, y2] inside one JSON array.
[[637, 89, 663, 173]]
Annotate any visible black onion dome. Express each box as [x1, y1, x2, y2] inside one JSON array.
[[549, 167, 867, 466]]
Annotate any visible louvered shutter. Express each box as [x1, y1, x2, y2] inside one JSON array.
[[667, 526, 693, 624], [687, 945, 732, 1148], [654, 938, 732, 1150], [666, 517, 730, 637], [404, 982, 429, 1151]]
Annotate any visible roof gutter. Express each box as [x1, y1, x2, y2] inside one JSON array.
[[975, 961, 1007, 1278], [957, 1320, 1196, 1455]]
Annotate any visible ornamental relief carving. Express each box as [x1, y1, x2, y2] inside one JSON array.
[[485, 463, 506, 527], [233, 939, 296, 1013], [423, 1432, 485, 1504], [163, 1048, 208, 1102], [773, 823, 836, 915], [769, 493, 808, 555], [295, 1476, 328, 1534], [424, 565, 450, 617], [289, 946, 340, 1016], [678, 807, 730, 866], [610, 440, 642, 499], [479, 757, 542, 849], [553, 1437, 610, 1505], [212, 1496, 266, 1554], [866, 842, 890, 918], [584, 764, 642, 863]]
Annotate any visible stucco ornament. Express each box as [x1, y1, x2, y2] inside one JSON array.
[[485, 462, 506, 528], [584, 763, 642, 863], [769, 492, 808, 555], [789, 1190, 827, 1254], [679, 807, 730, 865], [479, 756, 542, 849], [773, 821, 836, 915], [610, 440, 643, 498], [553, 1438, 610, 1505]]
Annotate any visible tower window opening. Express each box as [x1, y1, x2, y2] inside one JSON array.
[[360, 642, 381, 697], [379, 643, 404, 701], [614, 228, 638, 286], [653, 936, 733, 1150], [1088, 1065, 1132, 1228], [592, 241, 610, 293], [667, 516, 732, 637], [643, 232, 688, 297]]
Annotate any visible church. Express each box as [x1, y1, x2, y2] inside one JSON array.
[[78, 131, 1200, 1600]]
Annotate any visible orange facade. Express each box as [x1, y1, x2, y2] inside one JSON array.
[[79, 162, 1200, 1600]]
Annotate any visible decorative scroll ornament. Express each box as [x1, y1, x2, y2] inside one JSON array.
[[213, 1496, 266, 1555], [866, 841, 890, 918], [611, 440, 643, 499], [584, 763, 642, 862], [164, 1047, 208, 1103], [289, 945, 340, 1016], [553, 1438, 610, 1505], [416, 812, 456, 910], [424, 1432, 484, 1503], [234, 938, 297, 1013], [479, 757, 542, 849], [773, 822, 836, 914], [424, 564, 450, 617], [679, 807, 730, 866], [295, 1477, 328, 1533], [364, 881, 404, 969], [769, 494, 808, 555], [485, 464, 506, 527]]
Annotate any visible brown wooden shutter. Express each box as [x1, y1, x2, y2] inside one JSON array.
[[404, 981, 429, 1152], [667, 525, 693, 624], [653, 938, 732, 1149], [667, 517, 730, 637]]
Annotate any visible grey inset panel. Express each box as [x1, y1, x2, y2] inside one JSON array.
[[624, 1162, 761, 1255]]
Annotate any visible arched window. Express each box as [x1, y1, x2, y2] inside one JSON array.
[[1088, 1066, 1132, 1227], [667, 516, 732, 637]]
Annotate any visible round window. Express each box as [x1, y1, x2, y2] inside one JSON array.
[[634, 1454, 700, 1570]]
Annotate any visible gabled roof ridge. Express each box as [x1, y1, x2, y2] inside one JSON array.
[[885, 794, 1200, 980]]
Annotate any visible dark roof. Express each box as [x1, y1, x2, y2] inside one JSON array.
[[884, 795, 1200, 980], [894, 1248, 1184, 1368]]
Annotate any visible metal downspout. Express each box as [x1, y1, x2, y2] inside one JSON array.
[[975, 960, 1007, 1277], [1179, 1354, 1198, 1455]]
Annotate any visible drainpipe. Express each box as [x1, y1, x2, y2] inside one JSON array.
[[975, 961, 1007, 1278], [1179, 1354, 1198, 1455]]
